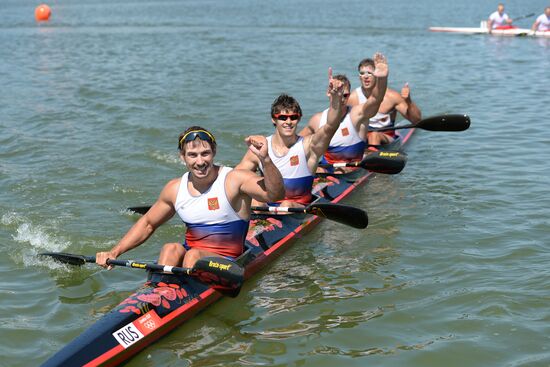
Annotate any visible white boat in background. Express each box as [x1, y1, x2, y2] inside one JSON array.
[[429, 21, 550, 38]]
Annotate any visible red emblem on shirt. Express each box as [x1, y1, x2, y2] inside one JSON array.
[[290, 155, 299, 166], [207, 197, 220, 210], [341, 127, 350, 136]]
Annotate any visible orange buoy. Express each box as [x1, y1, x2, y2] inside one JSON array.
[[35, 4, 51, 22]]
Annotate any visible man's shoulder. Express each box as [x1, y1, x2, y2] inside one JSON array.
[[166, 176, 182, 187]]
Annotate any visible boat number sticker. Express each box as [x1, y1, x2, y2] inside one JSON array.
[[113, 310, 162, 349]]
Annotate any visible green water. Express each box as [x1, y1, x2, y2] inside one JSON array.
[[1, 0, 549, 366]]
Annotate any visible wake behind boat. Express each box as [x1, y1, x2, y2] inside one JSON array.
[[429, 21, 550, 38]]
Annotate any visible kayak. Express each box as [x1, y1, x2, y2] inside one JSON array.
[[40, 129, 415, 367], [429, 21, 550, 38]]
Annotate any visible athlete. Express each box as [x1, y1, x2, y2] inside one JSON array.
[[96, 127, 284, 269], [488, 4, 514, 33], [236, 68, 351, 208], [347, 57, 421, 147], [299, 53, 389, 171], [531, 7, 550, 32]]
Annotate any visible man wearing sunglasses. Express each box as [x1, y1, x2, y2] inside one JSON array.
[[299, 52, 389, 171], [96, 127, 284, 270], [236, 70, 348, 208], [347, 57, 422, 148]]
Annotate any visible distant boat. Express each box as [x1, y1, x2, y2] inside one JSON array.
[[429, 21, 550, 38]]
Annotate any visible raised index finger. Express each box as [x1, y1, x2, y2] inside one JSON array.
[[328, 67, 333, 82]]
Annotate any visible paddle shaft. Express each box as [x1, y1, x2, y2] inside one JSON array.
[[370, 114, 470, 132], [251, 202, 368, 229], [318, 150, 406, 171], [513, 13, 535, 21], [61, 255, 197, 275], [107, 259, 196, 275], [251, 206, 306, 214]]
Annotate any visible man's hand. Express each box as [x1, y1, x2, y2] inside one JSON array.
[[327, 67, 346, 105], [245, 135, 269, 161], [96, 250, 118, 270], [401, 82, 411, 102], [373, 52, 388, 78]]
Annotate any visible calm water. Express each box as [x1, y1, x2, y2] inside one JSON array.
[[1, 0, 549, 366]]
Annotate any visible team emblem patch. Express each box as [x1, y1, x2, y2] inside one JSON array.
[[208, 197, 220, 210], [290, 155, 299, 166], [341, 127, 349, 136]]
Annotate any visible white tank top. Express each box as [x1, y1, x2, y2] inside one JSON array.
[[318, 108, 365, 163], [489, 11, 509, 28], [175, 166, 248, 258], [535, 14, 550, 31], [265, 135, 314, 205], [354, 86, 394, 128]]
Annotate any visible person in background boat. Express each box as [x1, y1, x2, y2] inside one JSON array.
[[299, 53, 389, 172], [235, 68, 350, 208], [487, 3, 514, 33], [531, 7, 550, 32], [347, 57, 421, 148], [96, 127, 284, 269]]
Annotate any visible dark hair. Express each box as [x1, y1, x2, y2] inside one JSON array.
[[332, 74, 351, 90], [271, 94, 302, 118], [357, 58, 375, 71], [177, 125, 217, 154]]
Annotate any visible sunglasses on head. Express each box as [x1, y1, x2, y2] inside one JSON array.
[[178, 130, 216, 149], [273, 113, 301, 121]]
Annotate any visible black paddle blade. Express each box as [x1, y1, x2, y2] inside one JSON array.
[[417, 114, 470, 131], [192, 257, 245, 297], [39, 252, 95, 266], [127, 206, 151, 215], [307, 203, 368, 229], [361, 151, 407, 174]]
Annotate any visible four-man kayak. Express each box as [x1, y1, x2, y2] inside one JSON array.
[[41, 131, 415, 367]]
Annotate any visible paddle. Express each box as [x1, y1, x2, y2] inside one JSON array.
[[251, 202, 368, 229], [127, 152, 404, 216], [370, 113, 470, 132], [513, 13, 535, 21], [318, 150, 407, 174], [39, 252, 244, 297]]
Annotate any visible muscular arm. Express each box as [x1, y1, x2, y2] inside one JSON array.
[[234, 135, 285, 203], [395, 84, 422, 123], [305, 77, 347, 169], [96, 179, 178, 267], [235, 149, 260, 172], [238, 156, 284, 203]]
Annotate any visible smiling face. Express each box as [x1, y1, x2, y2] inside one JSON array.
[[181, 139, 216, 179], [272, 109, 301, 138], [270, 94, 303, 139]]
